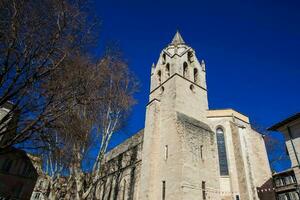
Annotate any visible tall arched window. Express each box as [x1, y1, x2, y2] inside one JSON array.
[[216, 128, 229, 176], [166, 63, 170, 77], [193, 68, 198, 83], [162, 53, 166, 64], [183, 62, 188, 78], [188, 51, 194, 62], [157, 70, 162, 85]]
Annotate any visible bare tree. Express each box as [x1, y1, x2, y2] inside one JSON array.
[[40, 49, 137, 200], [264, 133, 289, 172], [0, 0, 99, 149], [252, 123, 289, 172], [1, 1, 137, 199]]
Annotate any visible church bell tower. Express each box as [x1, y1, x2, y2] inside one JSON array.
[[149, 31, 208, 121], [139, 31, 221, 200]]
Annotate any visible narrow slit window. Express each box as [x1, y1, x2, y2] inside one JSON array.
[[183, 62, 188, 78], [193, 68, 198, 83], [165, 145, 168, 161], [162, 53, 166, 64], [202, 181, 206, 200], [200, 145, 203, 160], [188, 51, 194, 62], [157, 70, 162, 85], [166, 63, 170, 77], [162, 181, 166, 200]]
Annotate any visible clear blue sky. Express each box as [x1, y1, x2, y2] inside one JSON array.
[[94, 0, 300, 172]]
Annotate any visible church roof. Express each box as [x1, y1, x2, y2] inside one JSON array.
[[104, 129, 144, 161], [171, 30, 185, 45]]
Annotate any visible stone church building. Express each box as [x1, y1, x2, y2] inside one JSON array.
[[97, 32, 274, 200]]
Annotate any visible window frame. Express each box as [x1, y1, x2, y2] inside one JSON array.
[[193, 68, 198, 83], [183, 62, 188, 78], [165, 63, 170, 77], [216, 127, 229, 176]]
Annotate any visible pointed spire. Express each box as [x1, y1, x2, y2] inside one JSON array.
[[151, 62, 155, 68], [201, 59, 206, 71], [151, 62, 155, 74], [171, 30, 185, 45]]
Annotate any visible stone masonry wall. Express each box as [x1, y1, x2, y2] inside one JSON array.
[[96, 130, 143, 200]]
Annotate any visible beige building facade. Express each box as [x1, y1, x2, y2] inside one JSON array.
[[97, 32, 273, 200], [269, 113, 300, 200], [269, 113, 300, 184]]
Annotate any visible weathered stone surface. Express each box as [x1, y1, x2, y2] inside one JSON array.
[[97, 32, 273, 200]]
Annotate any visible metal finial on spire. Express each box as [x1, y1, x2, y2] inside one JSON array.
[[171, 30, 185, 45], [151, 62, 155, 68], [151, 62, 155, 74]]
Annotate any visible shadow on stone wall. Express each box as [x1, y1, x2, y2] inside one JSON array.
[[97, 144, 140, 200]]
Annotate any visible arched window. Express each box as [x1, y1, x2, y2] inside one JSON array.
[[193, 68, 198, 83], [162, 53, 166, 64], [166, 63, 170, 77], [157, 70, 162, 85], [188, 51, 194, 62], [216, 128, 229, 176], [183, 62, 188, 78]]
